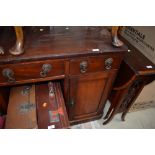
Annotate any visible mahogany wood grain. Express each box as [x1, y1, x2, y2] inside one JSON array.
[[36, 82, 69, 129], [0, 27, 128, 126], [5, 85, 37, 129], [0, 27, 127, 64], [0, 59, 65, 86], [68, 70, 118, 124], [0, 75, 65, 87], [69, 54, 123, 75], [104, 36, 155, 124]]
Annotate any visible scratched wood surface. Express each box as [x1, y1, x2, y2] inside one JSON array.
[[0, 26, 127, 64]]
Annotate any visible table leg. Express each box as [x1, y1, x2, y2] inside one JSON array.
[[103, 89, 127, 125]]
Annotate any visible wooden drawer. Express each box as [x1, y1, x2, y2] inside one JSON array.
[[5, 85, 38, 129], [36, 82, 70, 129], [5, 82, 69, 129], [69, 55, 122, 75], [0, 59, 65, 85]]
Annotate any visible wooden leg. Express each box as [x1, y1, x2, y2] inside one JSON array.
[[104, 91, 121, 119], [112, 26, 123, 47], [0, 46, 4, 55], [103, 89, 127, 125], [103, 103, 118, 125], [9, 26, 24, 56], [121, 112, 126, 121], [104, 102, 114, 119], [103, 108, 117, 125], [121, 80, 145, 121]]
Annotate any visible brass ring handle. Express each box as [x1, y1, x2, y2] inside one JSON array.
[[105, 58, 113, 70], [80, 61, 88, 73], [40, 64, 52, 77], [2, 68, 16, 83]]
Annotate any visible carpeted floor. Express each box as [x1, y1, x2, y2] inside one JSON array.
[[71, 101, 155, 129]]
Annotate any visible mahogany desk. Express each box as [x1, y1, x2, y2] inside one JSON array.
[[0, 27, 127, 125]]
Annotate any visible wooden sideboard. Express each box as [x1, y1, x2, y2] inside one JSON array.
[[0, 27, 127, 126]]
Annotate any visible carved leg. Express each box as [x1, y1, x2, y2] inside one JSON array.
[[112, 26, 123, 47], [9, 26, 24, 56], [0, 46, 4, 55]]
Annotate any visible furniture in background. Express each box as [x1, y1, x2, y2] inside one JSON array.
[[103, 38, 155, 125]]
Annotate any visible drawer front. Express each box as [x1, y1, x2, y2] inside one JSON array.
[[36, 82, 70, 129], [69, 55, 122, 75], [5, 85, 37, 129], [0, 59, 65, 85]]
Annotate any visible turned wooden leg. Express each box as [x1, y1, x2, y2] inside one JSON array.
[[0, 46, 5, 55], [112, 26, 123, 47], [9, 26, 24, 56]]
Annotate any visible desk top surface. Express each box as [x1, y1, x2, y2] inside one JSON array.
[[121, 37, 155, 75], [0, 26, 127, 64]]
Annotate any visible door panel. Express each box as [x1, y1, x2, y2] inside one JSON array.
[[68, 71, 115, 121]]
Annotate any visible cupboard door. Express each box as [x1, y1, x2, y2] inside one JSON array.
[[68, 71, 117, 123]]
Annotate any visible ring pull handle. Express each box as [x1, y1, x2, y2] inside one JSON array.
[[2, 68, 16, 83], [40, 64, 52, 77], [105, 58, 113, 70], [80, 61, 88, 73]]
